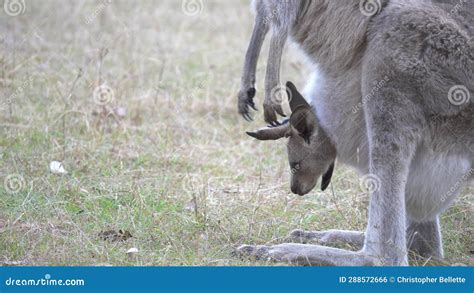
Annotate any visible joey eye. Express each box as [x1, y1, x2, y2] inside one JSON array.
[[290, 163, 301, 172]]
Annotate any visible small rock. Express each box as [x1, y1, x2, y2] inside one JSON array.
[[50, 161, 67, 174]]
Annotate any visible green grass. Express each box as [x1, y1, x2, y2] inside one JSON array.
[[0, 0, 472, 266]]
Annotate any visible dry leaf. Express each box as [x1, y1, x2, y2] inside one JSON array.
[[126, 247, 139, 260]]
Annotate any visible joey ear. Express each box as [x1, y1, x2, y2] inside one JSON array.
[[286, 81, 317, 143], [290, 107, 317, 144], [246, 125, 289, 141], [321, 162, 335, 191], [287, 81, 311, 112]]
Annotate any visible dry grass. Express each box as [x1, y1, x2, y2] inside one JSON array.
[[0, 0, 472, 266]]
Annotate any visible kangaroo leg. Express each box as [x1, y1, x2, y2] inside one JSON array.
[[237, 243, 377, 266], [238, 2, 269, 121], [286, 221, 443, 258], [288, 229, 365, 249], [407, 217, 444, 259], [263, 29, 287, 125], [361, 81, 423, 266]]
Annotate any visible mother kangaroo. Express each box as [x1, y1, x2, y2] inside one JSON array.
[[237, 0, 473, 265]]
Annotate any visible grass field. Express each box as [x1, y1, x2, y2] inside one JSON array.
[[0, 0, 472, 266]]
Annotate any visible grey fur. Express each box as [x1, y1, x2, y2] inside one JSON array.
[[238, 0, 473, 266]]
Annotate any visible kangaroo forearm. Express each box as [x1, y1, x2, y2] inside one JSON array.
[[265, 31, 287, 98], [241, 16, 269, 88]]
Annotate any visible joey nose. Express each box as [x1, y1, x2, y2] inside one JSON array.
[[291, 185, 298, 194], [291, 184, 305, 196]]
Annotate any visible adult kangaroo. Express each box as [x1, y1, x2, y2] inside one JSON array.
[[237, 0, 473, 266]]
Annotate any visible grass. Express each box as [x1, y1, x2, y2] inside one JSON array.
[[0, 0, 472, 266]]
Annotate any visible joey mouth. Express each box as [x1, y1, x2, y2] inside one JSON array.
[[291, 162, 336, 196], [291, 185, 310, 196], [290, 179, 317, 196]]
